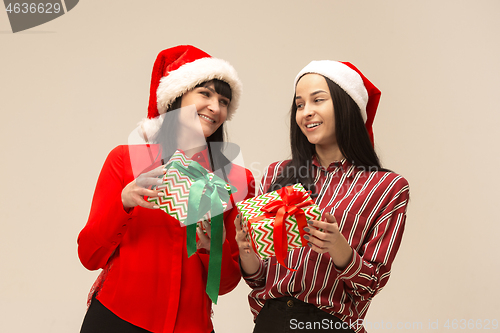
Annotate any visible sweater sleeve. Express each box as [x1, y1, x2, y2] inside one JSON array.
[[77, 146, 133, 271], [335, 176, 410, 302], [197, 167, 256, 295]]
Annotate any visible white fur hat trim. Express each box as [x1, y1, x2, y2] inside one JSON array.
[[156, 57, 242, 121], [294, 60, 368, 122]]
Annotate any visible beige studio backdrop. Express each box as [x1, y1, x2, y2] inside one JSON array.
[[1, 1, 499, 332]]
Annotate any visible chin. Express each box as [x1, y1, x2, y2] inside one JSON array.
[[303, 135, 319, 145], [202, 129, 214, 138]]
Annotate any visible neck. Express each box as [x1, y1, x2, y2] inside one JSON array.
[[315, 143, 344, 168], [182, 144, 207, 158], [176, 129, 207, 158]]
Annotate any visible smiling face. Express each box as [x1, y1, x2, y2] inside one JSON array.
[[295, 74, 337, 149], [180, 82, 230, 138]]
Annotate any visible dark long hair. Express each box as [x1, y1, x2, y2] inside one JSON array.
[[154, 79, 233, 173], [269, 75, 388, 193]]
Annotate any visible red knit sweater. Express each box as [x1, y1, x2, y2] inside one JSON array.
[[78, 145, 255, 333]]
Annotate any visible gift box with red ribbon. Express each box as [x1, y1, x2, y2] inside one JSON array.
[[236, 184, 321, 270]]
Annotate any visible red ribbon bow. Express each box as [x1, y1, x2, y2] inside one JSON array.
[[248, 186, 314, 270]]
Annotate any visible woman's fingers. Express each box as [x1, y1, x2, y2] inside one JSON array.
[[202, 219, 211, 238], [136, 165, 167, 188], [234, 215, 252, 254], [136, 175, 163, 188], [196, 219, 227, 252], [234, 213, 243, 232], [133, 196, 159, 209], [196, 227, 210, 251], [137, 187, 164, 198], [122, 179, 166, 210], [147, 164, 167, 177], [306, 216, 338, 234], [324, 212, 337, 224], [303, 213, 341, 253]]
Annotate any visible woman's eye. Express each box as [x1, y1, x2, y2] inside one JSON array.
[[220, 99, 229, 107], [296, 103, 304, 109], [315, 98, 324, 103], [200, 90, 210, 97]]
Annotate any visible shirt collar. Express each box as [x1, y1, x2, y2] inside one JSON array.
[[312, 155, 355, 177], [189, 148, 212, 171], [144, 144, 213, 172]]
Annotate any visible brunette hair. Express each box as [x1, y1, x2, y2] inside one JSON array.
[[155, 79, 233, 173], [269, 75, 389, 193]]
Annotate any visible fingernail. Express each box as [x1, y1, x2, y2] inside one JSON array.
[[307, 243, 312, 247], [237, 214, 240, 218], [157, 179, 163, 184], [304, 235, 310, 240], [303, 227, 310, 233], [153, 205, 159, 209], [307, 220, 313, 225]]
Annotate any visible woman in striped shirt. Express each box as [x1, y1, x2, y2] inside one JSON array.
[[235, 61, 410, 333]]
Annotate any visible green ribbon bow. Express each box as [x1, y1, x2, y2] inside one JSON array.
[[166, 160, 236, 304]]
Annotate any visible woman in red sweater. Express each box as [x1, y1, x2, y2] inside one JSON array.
[[78, 45, 255, 333]]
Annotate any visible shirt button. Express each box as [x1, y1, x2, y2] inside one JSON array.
[[287, 300, 294, 308]]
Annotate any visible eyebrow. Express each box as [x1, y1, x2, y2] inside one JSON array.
[[295, 90, 327, 100], [204, 86, 217, 94]]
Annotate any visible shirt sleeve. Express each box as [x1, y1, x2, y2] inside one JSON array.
[[77, 146, 133, 271], [335, 175, 410, 302], [242, 258, 268, 288]]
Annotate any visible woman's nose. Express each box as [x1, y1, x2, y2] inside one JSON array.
[[303, 103, 315, 117], [207, 97, 220, 113]]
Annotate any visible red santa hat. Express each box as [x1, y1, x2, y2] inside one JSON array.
[[139, 45, 242, 141], [294, 60, 381, 144]]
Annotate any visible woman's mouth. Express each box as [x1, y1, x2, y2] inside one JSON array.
[[305, 122, 322, 131], [198, 114, 216, 124]]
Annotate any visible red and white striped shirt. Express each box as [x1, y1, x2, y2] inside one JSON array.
[[244, 158, 409, 333]]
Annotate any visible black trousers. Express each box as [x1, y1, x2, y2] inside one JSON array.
[[80, 294, 216, 333], [80, 294, 152, 333], [253, 297, 355, 333]]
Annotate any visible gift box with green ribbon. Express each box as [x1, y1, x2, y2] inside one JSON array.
[[148, 149, 235, 304], [236, 184, 321, 270]]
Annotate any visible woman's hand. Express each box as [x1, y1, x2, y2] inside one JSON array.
[[303, 212, 353, 270], [121, 165, 166, 210], [234, 213, 260, 275], [196, 219, 226, 252], [234, 213, 253, 255]]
